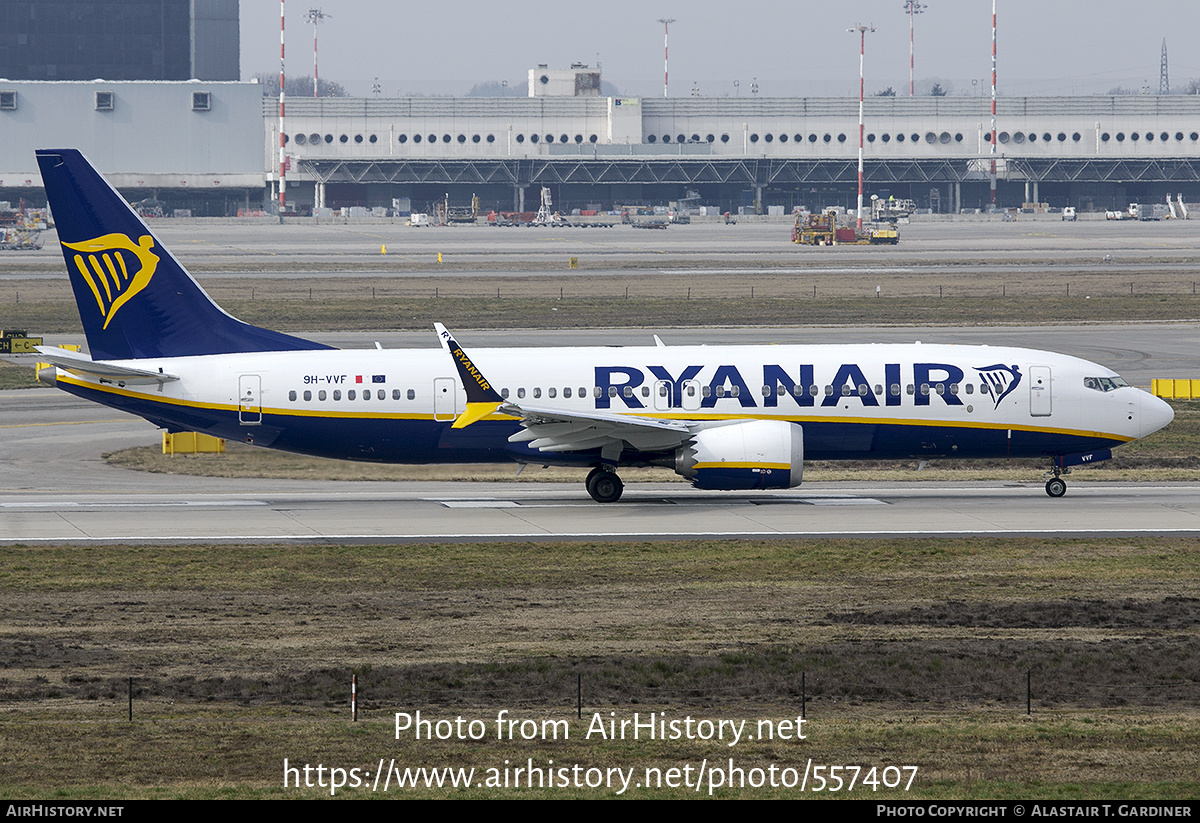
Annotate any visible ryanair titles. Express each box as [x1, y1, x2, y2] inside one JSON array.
[[593, 361, 1018, 410]]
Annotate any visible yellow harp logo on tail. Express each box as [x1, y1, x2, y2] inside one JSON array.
[[61, 234, 159, 329]]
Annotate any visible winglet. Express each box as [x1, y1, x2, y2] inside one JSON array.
[[434, 323, 504, 428]]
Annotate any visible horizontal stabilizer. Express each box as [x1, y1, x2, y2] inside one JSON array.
[[36, 346, 178, 385]]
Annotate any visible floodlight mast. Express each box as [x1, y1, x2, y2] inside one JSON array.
[[849, 23, 875, 233], [279, 0, 286, 220], [307, 8, 330, 98], [903, 1, 925, 97], [989, 0, 997, 210], [658, 18, 676, 98]]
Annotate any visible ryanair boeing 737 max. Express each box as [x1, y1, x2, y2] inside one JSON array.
[[33, 149, 1174, 502]]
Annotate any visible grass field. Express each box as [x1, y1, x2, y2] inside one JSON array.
[[6, 269, 1200, 332], [1, 537, 1197, 798]]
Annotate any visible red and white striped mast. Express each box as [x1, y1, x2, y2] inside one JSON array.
[[903, 1, 925, 97], [658, 18, 675, 98], [278, 0, 287, 219], [850, 23, 874, 233], [989, 0, 997, 209], [307, 8, 330, 97]]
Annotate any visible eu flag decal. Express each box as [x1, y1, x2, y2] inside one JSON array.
[[372, 375, 386, 384]]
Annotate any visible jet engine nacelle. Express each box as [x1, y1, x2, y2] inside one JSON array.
[[675, 420, 804, 490]]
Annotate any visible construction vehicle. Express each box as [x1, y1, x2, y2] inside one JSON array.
[[532, 187, 563, 226], [792, 210, 899, 245], [870, 195, 916, 221], [0, 201, 47, 250]]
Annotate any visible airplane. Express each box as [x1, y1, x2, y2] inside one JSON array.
[[33, 149, 1174, 502]]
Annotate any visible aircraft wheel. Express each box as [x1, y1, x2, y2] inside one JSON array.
[[1045, 477, 1067, 498], [586, 469, 624, 503]]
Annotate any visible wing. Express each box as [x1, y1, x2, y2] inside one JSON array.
[[433, 324, 693, 458], [504, 402, 692, 455]]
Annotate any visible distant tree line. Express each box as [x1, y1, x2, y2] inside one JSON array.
[[254, 73, 348, 98]]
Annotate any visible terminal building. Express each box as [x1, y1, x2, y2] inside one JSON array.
[[4, 65, 1200, 216], [273, 92, 1200, 215]]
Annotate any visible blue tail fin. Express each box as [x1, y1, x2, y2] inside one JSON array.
[[36, 149, 331, 360]]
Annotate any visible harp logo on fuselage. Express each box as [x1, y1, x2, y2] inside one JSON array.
[[61, 233, 159, 329]]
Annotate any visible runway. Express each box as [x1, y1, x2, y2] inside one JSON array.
[[3, 482, 1200, 543], [2, 313, 1197, 543]]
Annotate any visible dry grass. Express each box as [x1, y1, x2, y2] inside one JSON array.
[[0, 536, 1197, 798], [6, 269, 1200, 333]]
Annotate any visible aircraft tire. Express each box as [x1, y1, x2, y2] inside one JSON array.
[[1045, 477, 1067, 498], [586, 469, 624, 503]]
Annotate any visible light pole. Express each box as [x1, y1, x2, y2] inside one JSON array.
[[902, 2, 925, 97], [849, 24, 875, 233], [658, 18, 675, 98], [306, 8, 330, 97], [278, 0, 286, 220], [989, 0, 997, 210]]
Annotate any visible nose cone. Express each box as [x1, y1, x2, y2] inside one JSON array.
[[1140, 392, 1175, 438]]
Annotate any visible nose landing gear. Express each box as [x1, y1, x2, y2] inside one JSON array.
[[1045, 476, 1067, 498], [1044, 463, 1069, 498]]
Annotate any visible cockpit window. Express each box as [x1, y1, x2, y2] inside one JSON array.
[[1084, 376, 1129, 392]]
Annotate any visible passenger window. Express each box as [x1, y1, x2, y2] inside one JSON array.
[[857, 384, 868, 396], [378, 389, 385, 400], [303, 390, 312, 401], [715, 386, 726, 397], [935, 383, 945, 395], [607, 387, 617, 398], [874, 384, 883, 395], [702, 386, 712, 397], [906, 384, 915, 395], [533, 387, 542, 399], [824, 385, 834, 396], [393, 389, 401, 399], [333, 390, 341, 401], [517, 388, 525, 399], [949, 383, 959, 395], [548, 387, 557, 398], [891, 384, 900, 396], [407, 389, 415, 400], [731, 386, 740, 397], [640, 386, 649, 397], [563, 387, 572, 398], [501, 388, 510, 399], [809, 385, 819, 397], [363, 391, 370, 401], [289, 390, 297, 401], [921, 384, 931, 396], [319, 390, 326, 401], [841, 385, 851, 396], [965, 384, 973, 395], [348, 389, 356, 400], [623, 386, 633, 398]]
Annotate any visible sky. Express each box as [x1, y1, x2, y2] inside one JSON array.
[[240, 1, 1200, 99]]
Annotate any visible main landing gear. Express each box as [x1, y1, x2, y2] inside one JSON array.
[[1044, 463, 1068, 498], [586, 466, 624, 503]]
